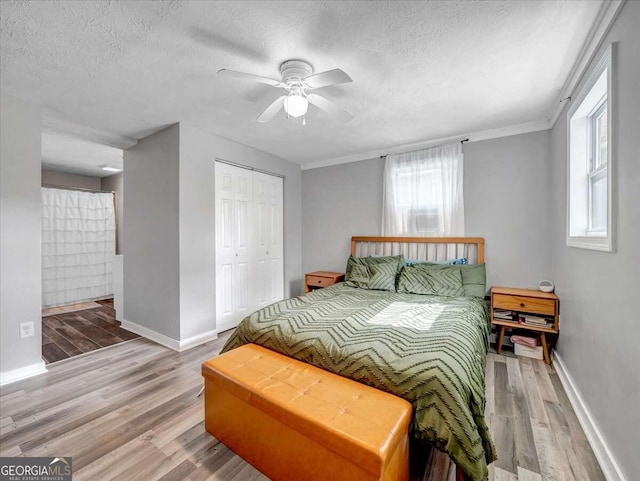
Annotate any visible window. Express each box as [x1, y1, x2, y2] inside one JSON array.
[[394, 165, 443, 234], [567, 44, 614, 251], [381, 142, 464, 236]]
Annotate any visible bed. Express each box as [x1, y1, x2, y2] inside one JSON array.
[[221, 236, 496, 481]]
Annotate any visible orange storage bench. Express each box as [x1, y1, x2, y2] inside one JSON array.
[[202, 344, 412, 481]]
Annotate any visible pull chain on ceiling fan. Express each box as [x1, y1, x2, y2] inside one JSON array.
[[218, 60, 353, 123]]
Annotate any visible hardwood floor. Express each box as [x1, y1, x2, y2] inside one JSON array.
[[41, 299, 139, 364], [0, 331, 604, 481]]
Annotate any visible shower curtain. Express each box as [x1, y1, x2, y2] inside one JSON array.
[[42, 187, 116, 307]]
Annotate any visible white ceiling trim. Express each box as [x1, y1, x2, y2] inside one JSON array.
[[301, 119, 550, 171], [42, 109, 138, 150], [548, 0, 625, 127]]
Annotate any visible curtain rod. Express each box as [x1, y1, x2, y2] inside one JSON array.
[[42, 183, 114, 194], [215, 158, 285, 179], [378, 138, 470, 159]]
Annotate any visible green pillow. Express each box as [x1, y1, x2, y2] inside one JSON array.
[[397, 265, 465, 297], [344, 254, 404, 280], [344, 255, 403, 291], [410, 263, 486, 298]]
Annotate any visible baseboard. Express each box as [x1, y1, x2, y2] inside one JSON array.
[[554, 353, 627, 481], [120, 319, 181, 351], [0, 360, 47, 386], [179, 329, 218, 351], [121, 320, 217, 352]]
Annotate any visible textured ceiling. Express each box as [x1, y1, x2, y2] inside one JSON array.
[[42, 131, 123, 177], [0, 0, 603, 165]]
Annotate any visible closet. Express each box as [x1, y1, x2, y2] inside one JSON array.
[[215, 161, 284, 332]]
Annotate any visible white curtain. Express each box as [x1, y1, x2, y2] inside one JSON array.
[[42, 187, 116, 307], [381, 142, 464, 236]]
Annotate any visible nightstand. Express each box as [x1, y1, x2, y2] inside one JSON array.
[[304, 271, 345, 293], [490, 286, 559, 364]]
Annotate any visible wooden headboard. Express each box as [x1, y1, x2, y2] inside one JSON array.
[[350, 236, 485, 264]]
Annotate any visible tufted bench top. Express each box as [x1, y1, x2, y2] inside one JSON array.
[[202, 343, 412, 477]]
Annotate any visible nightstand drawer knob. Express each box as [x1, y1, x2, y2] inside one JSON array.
[[520, 303, 525, 307]]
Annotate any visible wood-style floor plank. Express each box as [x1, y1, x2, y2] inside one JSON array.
[[1, 332, 605, 481], [41, 299, 139, 364]]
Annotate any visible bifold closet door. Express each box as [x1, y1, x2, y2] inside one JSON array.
[[215, 163, 253, 332], [215, 163, 284, 333], [253, 172, 284, 309]]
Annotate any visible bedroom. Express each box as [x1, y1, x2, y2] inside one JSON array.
[[0, 1, 638, 481]]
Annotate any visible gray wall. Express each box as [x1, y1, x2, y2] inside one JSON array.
[[302, 130, 552, 290], [0, 94, 43, 380], [302, 157, 384, 275], [101, 173, 123, 255], [179, 123, 302, 339], [123, 124, 181, 340], [41, 169, 101, 190], [464, 131, 551, 288], [549, 1, 639, 477]]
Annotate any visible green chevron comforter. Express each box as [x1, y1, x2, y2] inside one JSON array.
[[221, 283, 496, 481]]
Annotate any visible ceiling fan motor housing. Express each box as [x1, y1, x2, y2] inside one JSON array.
[[280, 60, 313, 84]]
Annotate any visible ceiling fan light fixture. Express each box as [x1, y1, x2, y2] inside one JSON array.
[[284, 94, 308, 118], [218, 59, 353, 123]]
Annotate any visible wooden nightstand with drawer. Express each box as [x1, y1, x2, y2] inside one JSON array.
[[305, 271, 345, 293], [491, 286, 559, 364]]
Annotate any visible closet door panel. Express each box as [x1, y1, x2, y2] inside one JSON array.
[[215, 165, 237, 332], [221, 264, 233, 316], [235, 260, 250, 320], [254, 172, 284, 308], [256, 258, 269, 306]]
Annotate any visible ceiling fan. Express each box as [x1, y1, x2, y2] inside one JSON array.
[[217, 60, 353, 123]]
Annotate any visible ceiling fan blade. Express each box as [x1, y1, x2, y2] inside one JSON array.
[[257, 96, 286, 122], [307, 94, 353, 122], [304, 69, 352, 89], [217, 69, 286, 88]]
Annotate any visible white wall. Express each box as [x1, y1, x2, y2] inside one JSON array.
[[41, 169, 101, 190], [123, 122, 302, 346], [302, 130, 552, 290], [101, 173, 123, 255], [549, 1, 639, 478], [0, 94, 45, 384], [179, 123, 302, 340], [123, 124, 181, 340]]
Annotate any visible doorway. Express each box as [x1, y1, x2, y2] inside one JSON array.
[[40, 130, 130, 363]]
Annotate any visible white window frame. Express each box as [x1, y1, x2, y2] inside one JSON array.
[[566, 44, 615, 252], [587, 98, 607, 234]]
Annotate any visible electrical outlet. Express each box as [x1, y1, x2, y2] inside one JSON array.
[[20, 321, 34, 338]]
